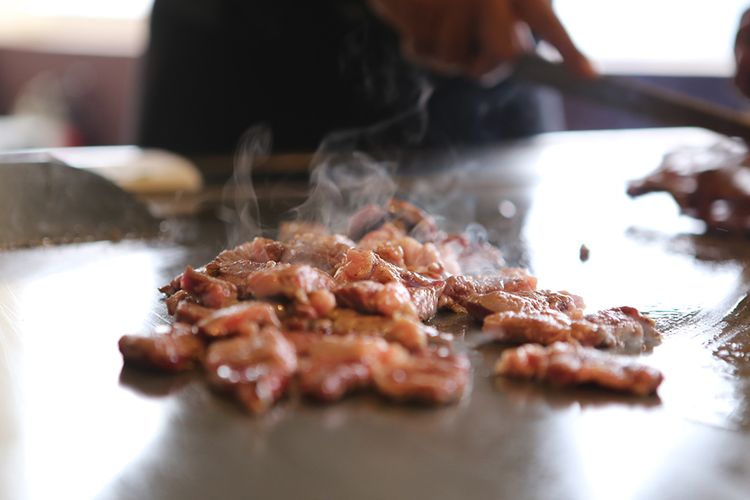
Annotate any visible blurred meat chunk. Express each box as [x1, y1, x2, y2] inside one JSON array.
[[119, 323, 204, 373], [335, 280, 418, 318], [334, 248, 438, 288], [298, 336, 391, 402], [495, 342, 663, 396], [196, 302, 281, 338], [280, 233, 354, 275], [244, 264, 336, 303], [204, 326, 297, 414], [466, 289, 585, 321], [373, 346, 471, 404], [628, 142, 750, 234], [277, 221, 330, 242], [440, 270, 538, 312]]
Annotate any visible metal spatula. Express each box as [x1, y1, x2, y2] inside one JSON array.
[[0, 159, 160, 249], [514, 55, 750, 141]]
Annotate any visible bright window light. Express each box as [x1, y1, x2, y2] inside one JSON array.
[[555, 0, 749, 76]]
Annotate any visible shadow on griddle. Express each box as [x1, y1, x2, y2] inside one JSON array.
[[119, 365, 200, 398]]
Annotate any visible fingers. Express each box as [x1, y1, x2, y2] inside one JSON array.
[[512, 0, 596, 78]]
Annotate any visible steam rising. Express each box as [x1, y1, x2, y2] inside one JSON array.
[[220, 125, 271, 246]]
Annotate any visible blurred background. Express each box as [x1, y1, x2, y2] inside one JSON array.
[[0, 0, 748, 151]]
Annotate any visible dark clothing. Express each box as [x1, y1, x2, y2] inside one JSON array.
[[137, 0, 557, 155]]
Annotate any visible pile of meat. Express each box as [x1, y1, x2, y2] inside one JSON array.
[[120, 199, 664, 414]]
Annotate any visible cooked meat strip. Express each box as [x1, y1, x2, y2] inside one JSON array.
[[483, 306, 660, 349], [387, 198, 440, 240], [277, 221, 331, 242], [407, 282, 445, 321], [159, 274, 184, 296], [358, 222, 407, 250], [174, 301, 213, 324], [244, 264, 336, 303], [196, 302, 281, 338], [283, 330, 326, 356], [213, 261, 278, 294], [334, 248, 438, 288], [334, 280, 418, 318], [180, 266, 237, 309], [165, 289, 192, 315], [495, 342, 663, 396], [373, 346, 471, 404], [440, 270, 538, 312], [203, 326, 297, 414], [286, 308, 435, 351], [205, 238, 285, 274], [465, 289, 585, 321], [298, 336, 392, 402], [280, 233, 354, 275], [119, 323, 205, 373]]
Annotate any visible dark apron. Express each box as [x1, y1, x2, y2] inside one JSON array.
[[137, 0, 556, 155]]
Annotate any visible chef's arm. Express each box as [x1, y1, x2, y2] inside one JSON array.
[[367, 0, 594, 81]]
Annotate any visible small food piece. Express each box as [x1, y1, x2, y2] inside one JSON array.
[[334, 248, 438, 288], [205, 238, 285, 273], [180, 266, 237, 309], [439, 270, 538, 312], [495, 342, 663, 396], [298, 336, 392, 402], [277, 221, 330, 242], [244, 264, 336, 303], [165, 289, 192, 315], [203, 326, 297, 414], [465, 289, 585, 321], [483, 306, 661, 350], [174, 301, 213, 324], [373, 346, 471, 404], [280, 233, 355, 275], [119, 323, 205, 373], [579, 244, 590, 262], [196, 302, 281, 338], [335, 280, 418, 318]]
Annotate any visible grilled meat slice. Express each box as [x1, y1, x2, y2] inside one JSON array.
[[196, 302, 281, 338], [483, 306, 660, 349], [465, 289, 585, 321], [119, 323, 204, 373], [203, 326, 297, 414], [280, 233, 355, 275], [298, 336, 392, 402], [244, 264, 336, 303], [180, 266, 237, 309], [495, 342, 663, 396], [334, 280, 418, 318], [373, 346, 471, 404]]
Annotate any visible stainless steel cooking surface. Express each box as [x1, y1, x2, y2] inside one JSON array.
[[1, 129, 749, 500]]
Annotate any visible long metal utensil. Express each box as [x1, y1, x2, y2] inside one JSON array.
[[514, 55, 750, 141]]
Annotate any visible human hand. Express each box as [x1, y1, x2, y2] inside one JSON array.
[[368, 0, 595, 81], [735, 9, 750, 97]]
